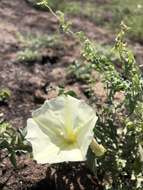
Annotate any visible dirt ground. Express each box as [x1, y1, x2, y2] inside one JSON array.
[[0, 0, 143, 189]]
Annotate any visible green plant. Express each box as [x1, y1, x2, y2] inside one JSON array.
[[16, 32, 61, 49], [75, 22, 143, 189], [16, 32, 61, 63], [0, 122, 32, 167], [0, 88, 11, 102], [17, 49, 40, 62]]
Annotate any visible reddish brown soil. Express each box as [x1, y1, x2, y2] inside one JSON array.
[[0, 0, 143, 189]]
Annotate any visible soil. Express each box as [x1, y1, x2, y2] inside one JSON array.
[[0, 0, 143, 189]]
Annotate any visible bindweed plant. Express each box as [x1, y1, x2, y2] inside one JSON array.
[[79, 24, 143, 190], [79, 23, 143, 189], [25, 1, 143, 189], [70, 23, 143, 189]]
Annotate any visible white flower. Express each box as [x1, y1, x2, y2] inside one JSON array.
[[26, 95, 98, 164]]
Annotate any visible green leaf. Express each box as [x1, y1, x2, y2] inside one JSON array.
[[86, 148, 97, 176], [64, 90, 77, 98], [0, 140, 10, 149], [9, 152, 17, 168]]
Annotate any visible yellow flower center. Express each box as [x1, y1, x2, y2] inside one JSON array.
[[65, 131, 77, 144], [60, 129, 77, 144]]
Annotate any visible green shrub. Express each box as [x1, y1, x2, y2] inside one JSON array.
[[53, 8, 143, 189]]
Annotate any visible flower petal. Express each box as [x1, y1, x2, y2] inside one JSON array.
[[32, 97, 65, 134], [76, 102, 98, 156], [57, 146, 84, 162], [26, 118, 60, 163]]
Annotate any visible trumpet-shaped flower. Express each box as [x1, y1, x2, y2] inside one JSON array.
[[26, 95, 98, 164]]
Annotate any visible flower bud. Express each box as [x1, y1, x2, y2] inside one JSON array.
[[90, 138, 106, 157]]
